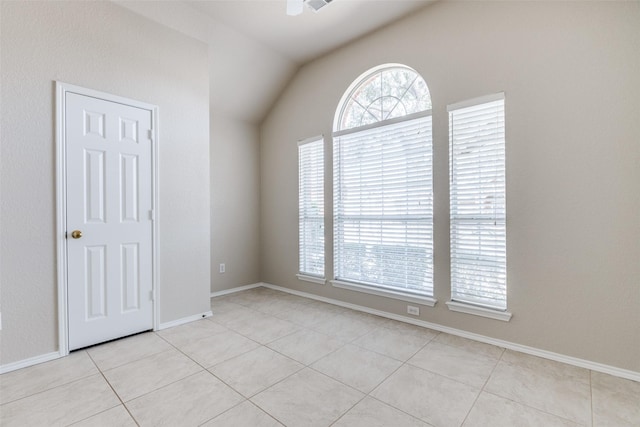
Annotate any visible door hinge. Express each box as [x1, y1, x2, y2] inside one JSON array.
[[149, 290, 155, 301], [148, 129, 153, 141], [149, 209, 155, 220]]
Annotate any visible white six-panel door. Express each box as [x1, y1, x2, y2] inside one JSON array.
[[65, 92, 154, 350]]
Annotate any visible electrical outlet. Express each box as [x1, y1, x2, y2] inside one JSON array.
[[219, 263, 225, 274], [407, 305, 420, 316]]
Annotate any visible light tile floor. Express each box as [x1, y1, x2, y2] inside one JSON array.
[[1, 287, 639, 426]]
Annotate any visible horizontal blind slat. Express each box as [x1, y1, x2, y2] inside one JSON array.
[[449, 96, 507, 310], [334, 115, 433, 296], [299, 138, 325, 277]]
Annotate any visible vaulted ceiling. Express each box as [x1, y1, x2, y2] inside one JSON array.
[[115, 0, 435, 123], [187, 0, 435, 63]]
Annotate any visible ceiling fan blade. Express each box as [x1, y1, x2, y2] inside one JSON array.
[[287, 0, 303, 16]]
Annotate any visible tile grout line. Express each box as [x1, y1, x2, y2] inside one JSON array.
[[155, 323, 307, 424], [475, 351, 590, 425], [221, 304, 376, 427], [352, 340, 435, 425], [458, 347, 506, 426], [0, 366, 104, 409], [222, 291, 500, 426], [85, 350, 141, 427], [0, 351, 98, 407], [222, 291, 597, 426]]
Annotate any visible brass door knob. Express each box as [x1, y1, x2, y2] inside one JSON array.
[[71, 230, 83, 239]]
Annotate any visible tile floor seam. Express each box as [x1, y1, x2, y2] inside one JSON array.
[[122, 369, 207, 408], [100, 334, 209, 404], [485, 358, 593, 424], [85, 331, 171, 372], [347, 328, 439, 363], [248, 366, 367, 427], [395, 356, 487, 393], [97, 345, 176, 375], [457, 347, 505, 426], [326, 392, 370, 427], [195, 398, 247, 426], [64, 403, 133, 427], [238, 353, 319, 395], [265, 334, 347, 368], [85, 351, 140, 426], [479, 347, 506, 391], [480, 389, 589, 426], [6, 289, 636, 427], [220, 312, 302, 346], [427, 338, 506, 359], [248, 399, 288, 427], [306, 358, 390, 397], [367, 394, 438, 427], [0, 354, 99, 406], [372, 359, 479, 426], [153, 328, 259, 398], [363, 358, 439, 425], [0, 372, 106, 410], [215, 357, 307, 399], [179, 331, 262, 370]]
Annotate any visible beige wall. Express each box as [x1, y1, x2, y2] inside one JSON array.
[[115, 2, 280, 295], [0, 1, 211, 364], [260, 1, 640, 372], [210, 111, 261, 291]]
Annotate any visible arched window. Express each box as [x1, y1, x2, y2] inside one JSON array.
[[332, 64, 435, 302], [335, 64, 431, 131]]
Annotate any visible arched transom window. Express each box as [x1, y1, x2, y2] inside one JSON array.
[[332, 64, 435, 302], [336, 64, 431, 131]]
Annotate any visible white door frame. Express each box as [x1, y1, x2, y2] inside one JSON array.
[[55, 82, 160, 356]]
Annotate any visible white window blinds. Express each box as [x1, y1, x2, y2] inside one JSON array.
[[298, 137, 325, 277], [333, 113, 433, 296], [448, 93, 507, 310]]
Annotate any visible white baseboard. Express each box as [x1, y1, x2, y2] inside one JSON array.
[[158, 310, 213, 330], [210, 283, 262, 298], [5, 283, 636, 382], [0, 351, 62, 375], [2, 310, 215, 374], [260, 282, 640, 383]]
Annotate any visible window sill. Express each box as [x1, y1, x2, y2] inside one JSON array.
[[330, 280, 437, 307], [297, 274, 326, 285], [446, 301, 512, 322]]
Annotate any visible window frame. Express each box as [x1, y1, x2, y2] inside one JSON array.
[[446, 92, 512, 321], [331, 64, 435, 306], [297, 135, 326, 284]]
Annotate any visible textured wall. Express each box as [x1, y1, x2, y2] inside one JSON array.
[[115, 2, 287, 295], [210, 111, 261, 292], [260, 1, 640, 372], [0, 1, 211, 364]]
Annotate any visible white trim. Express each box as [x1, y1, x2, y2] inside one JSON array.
[[151, 106, 160, 332], [297, 274, 326, 285], [55, 82, 69, 357], [260, 282, 640, 383], [333, 63, 430, 132], [297, 135, 324, 147], [446, 301, 512, 322], [331, 280, 436, 307], [210, 283, 262, 298], [0, 352, 61, 375], [447, 91, 505, 112], [157, 311, 212, 331], [332, 110, 432, 138], [55, 82, 160, 357]]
